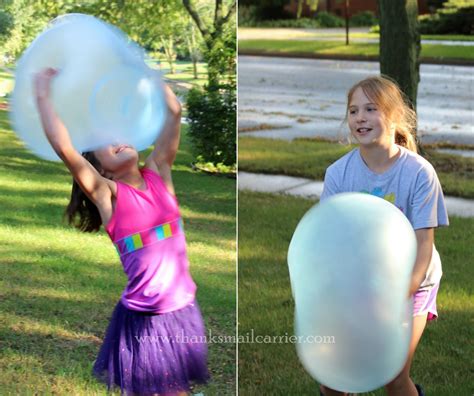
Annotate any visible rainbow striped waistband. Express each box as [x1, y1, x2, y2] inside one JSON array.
[[113, 218, 184, 256]]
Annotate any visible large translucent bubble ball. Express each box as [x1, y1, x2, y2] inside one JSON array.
[[288, 193, 417, 393], [10, 13, 166, 161]]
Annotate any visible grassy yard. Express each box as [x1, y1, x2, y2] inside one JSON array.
[[238, 39, 474, 62], [238, 190, 474, 395], [161, 61, 209, 88], [238, 136, 474, 199], [0, 98, 236, 395], [238, 28, 474, 42]]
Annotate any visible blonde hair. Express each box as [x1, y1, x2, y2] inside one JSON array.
[[346, 75, 418, 153]]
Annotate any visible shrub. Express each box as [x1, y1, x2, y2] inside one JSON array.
[[0, 10, 14, 37], [246, 12, 344, 29], [314, 11, 344, 27], [238, 6, 259, 27], [252, 18, 319, 28], [369, 24, 380, 33], [186, 84, 236, 166], [350, 11, 378, 27], [419, 0, 474, 34]]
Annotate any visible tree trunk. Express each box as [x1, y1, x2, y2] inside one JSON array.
[[160, 37, 176, 74], [378, 0, 420, 111], [185, 28, 199, 80], [345, 0, 349, 45], [193, 59, 198, 80], [297, 0, 304, 19]]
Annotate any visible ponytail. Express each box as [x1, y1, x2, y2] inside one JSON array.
[[395, 130, 418, 153], [64, 152, 102, 232]]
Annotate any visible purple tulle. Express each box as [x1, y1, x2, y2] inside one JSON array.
[[93, 299, 210, 395]]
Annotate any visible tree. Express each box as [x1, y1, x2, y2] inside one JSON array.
[[0, 0, 49, 64], [296, 0, 318, 19], [182, 0, 236, 87], [184, 22, 202, 79], [183, 0, 236, 166], [378, 0, 421, 110]]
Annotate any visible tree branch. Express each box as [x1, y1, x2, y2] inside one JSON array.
[[218, 1, 236, 30], [182, 0, 210, 39], [214, 0, 222, 28]]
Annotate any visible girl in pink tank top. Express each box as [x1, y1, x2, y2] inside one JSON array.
[[34, 68, 209, 395]]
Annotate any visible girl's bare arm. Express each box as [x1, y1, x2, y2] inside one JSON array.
[[408, 228, 434, 296], [144, 80, 181, 194], [34, 68, 115, 204]]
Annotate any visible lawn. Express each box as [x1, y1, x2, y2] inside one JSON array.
[[0, 98, 236, 395], [238, 190, 474, 395], [238, 39, 474, 62], [238, 28, 474, 42], [238, 136, 474, 199], [161, 61, 209, 88]]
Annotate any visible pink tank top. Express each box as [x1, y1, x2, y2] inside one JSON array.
[[105, 168, 196, 313]]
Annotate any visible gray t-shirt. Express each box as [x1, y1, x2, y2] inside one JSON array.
[[321, 145, 449, 290]]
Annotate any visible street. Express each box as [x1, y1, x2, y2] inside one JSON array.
[[238, 56, 474, 145]]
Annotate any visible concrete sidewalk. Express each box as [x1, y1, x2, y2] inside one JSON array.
[[238, 172, 474, 218]]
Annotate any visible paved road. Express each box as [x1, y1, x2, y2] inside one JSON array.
[[238, 56, 474, 146]]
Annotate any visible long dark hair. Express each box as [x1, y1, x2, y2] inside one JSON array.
[[65, 152, 103, 232]]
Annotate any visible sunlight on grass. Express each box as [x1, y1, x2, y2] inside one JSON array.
[[0, 97, 236, 394], [238, 191, 473, 395], [239, 136, 474, 199], [239, 39, 474, 61]]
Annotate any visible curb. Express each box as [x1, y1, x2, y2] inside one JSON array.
[[238, 50, 474, 67], [238, 172, 474, 218]]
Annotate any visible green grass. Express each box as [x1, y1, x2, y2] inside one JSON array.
[[354, 33, 474, 42], [238, 136, 474, 199], [0, 99, 236, 394], [238, 39, 474, 62], [421, 34, 474, 41], [238, 191, 474, 395], [163, 61, 209, 87], [146, 58, 209, 87], [238, 28, 474, 42]]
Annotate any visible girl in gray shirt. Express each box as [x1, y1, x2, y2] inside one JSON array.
[[319, 76, 448, 396]]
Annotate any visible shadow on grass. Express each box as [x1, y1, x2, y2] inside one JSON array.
[[238, 191, 473, 394], [0, 106, 236, 393]]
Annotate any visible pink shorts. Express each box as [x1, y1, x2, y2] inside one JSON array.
[[413, 282, 440, 321]]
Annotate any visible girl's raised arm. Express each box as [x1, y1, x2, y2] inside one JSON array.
[[144, 80, 182, 193], [34, 68, 114, 205]]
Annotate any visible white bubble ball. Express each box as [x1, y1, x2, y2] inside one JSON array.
[[288, 193, 417, 393], [10, 13, 166, 161]]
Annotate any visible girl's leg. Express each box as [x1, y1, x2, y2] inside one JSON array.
[[385, 313, 428, 396]]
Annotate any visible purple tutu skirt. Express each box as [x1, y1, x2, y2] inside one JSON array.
[[92, 299, 209, 395]]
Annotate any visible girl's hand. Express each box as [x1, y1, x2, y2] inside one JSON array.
[[34, 67, 59, 100]]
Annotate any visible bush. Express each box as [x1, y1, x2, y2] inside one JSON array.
[[186, 84, 236, 166], [238, 6, 259, 27], [314, 11, 344, 27], [0, 10, 14, 37], [419, 0, 474, 34], [255, 17, 320, 28], [350, 11, 378, 27], [249, 12, 344, 28], [369, 24, 380, 33]]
